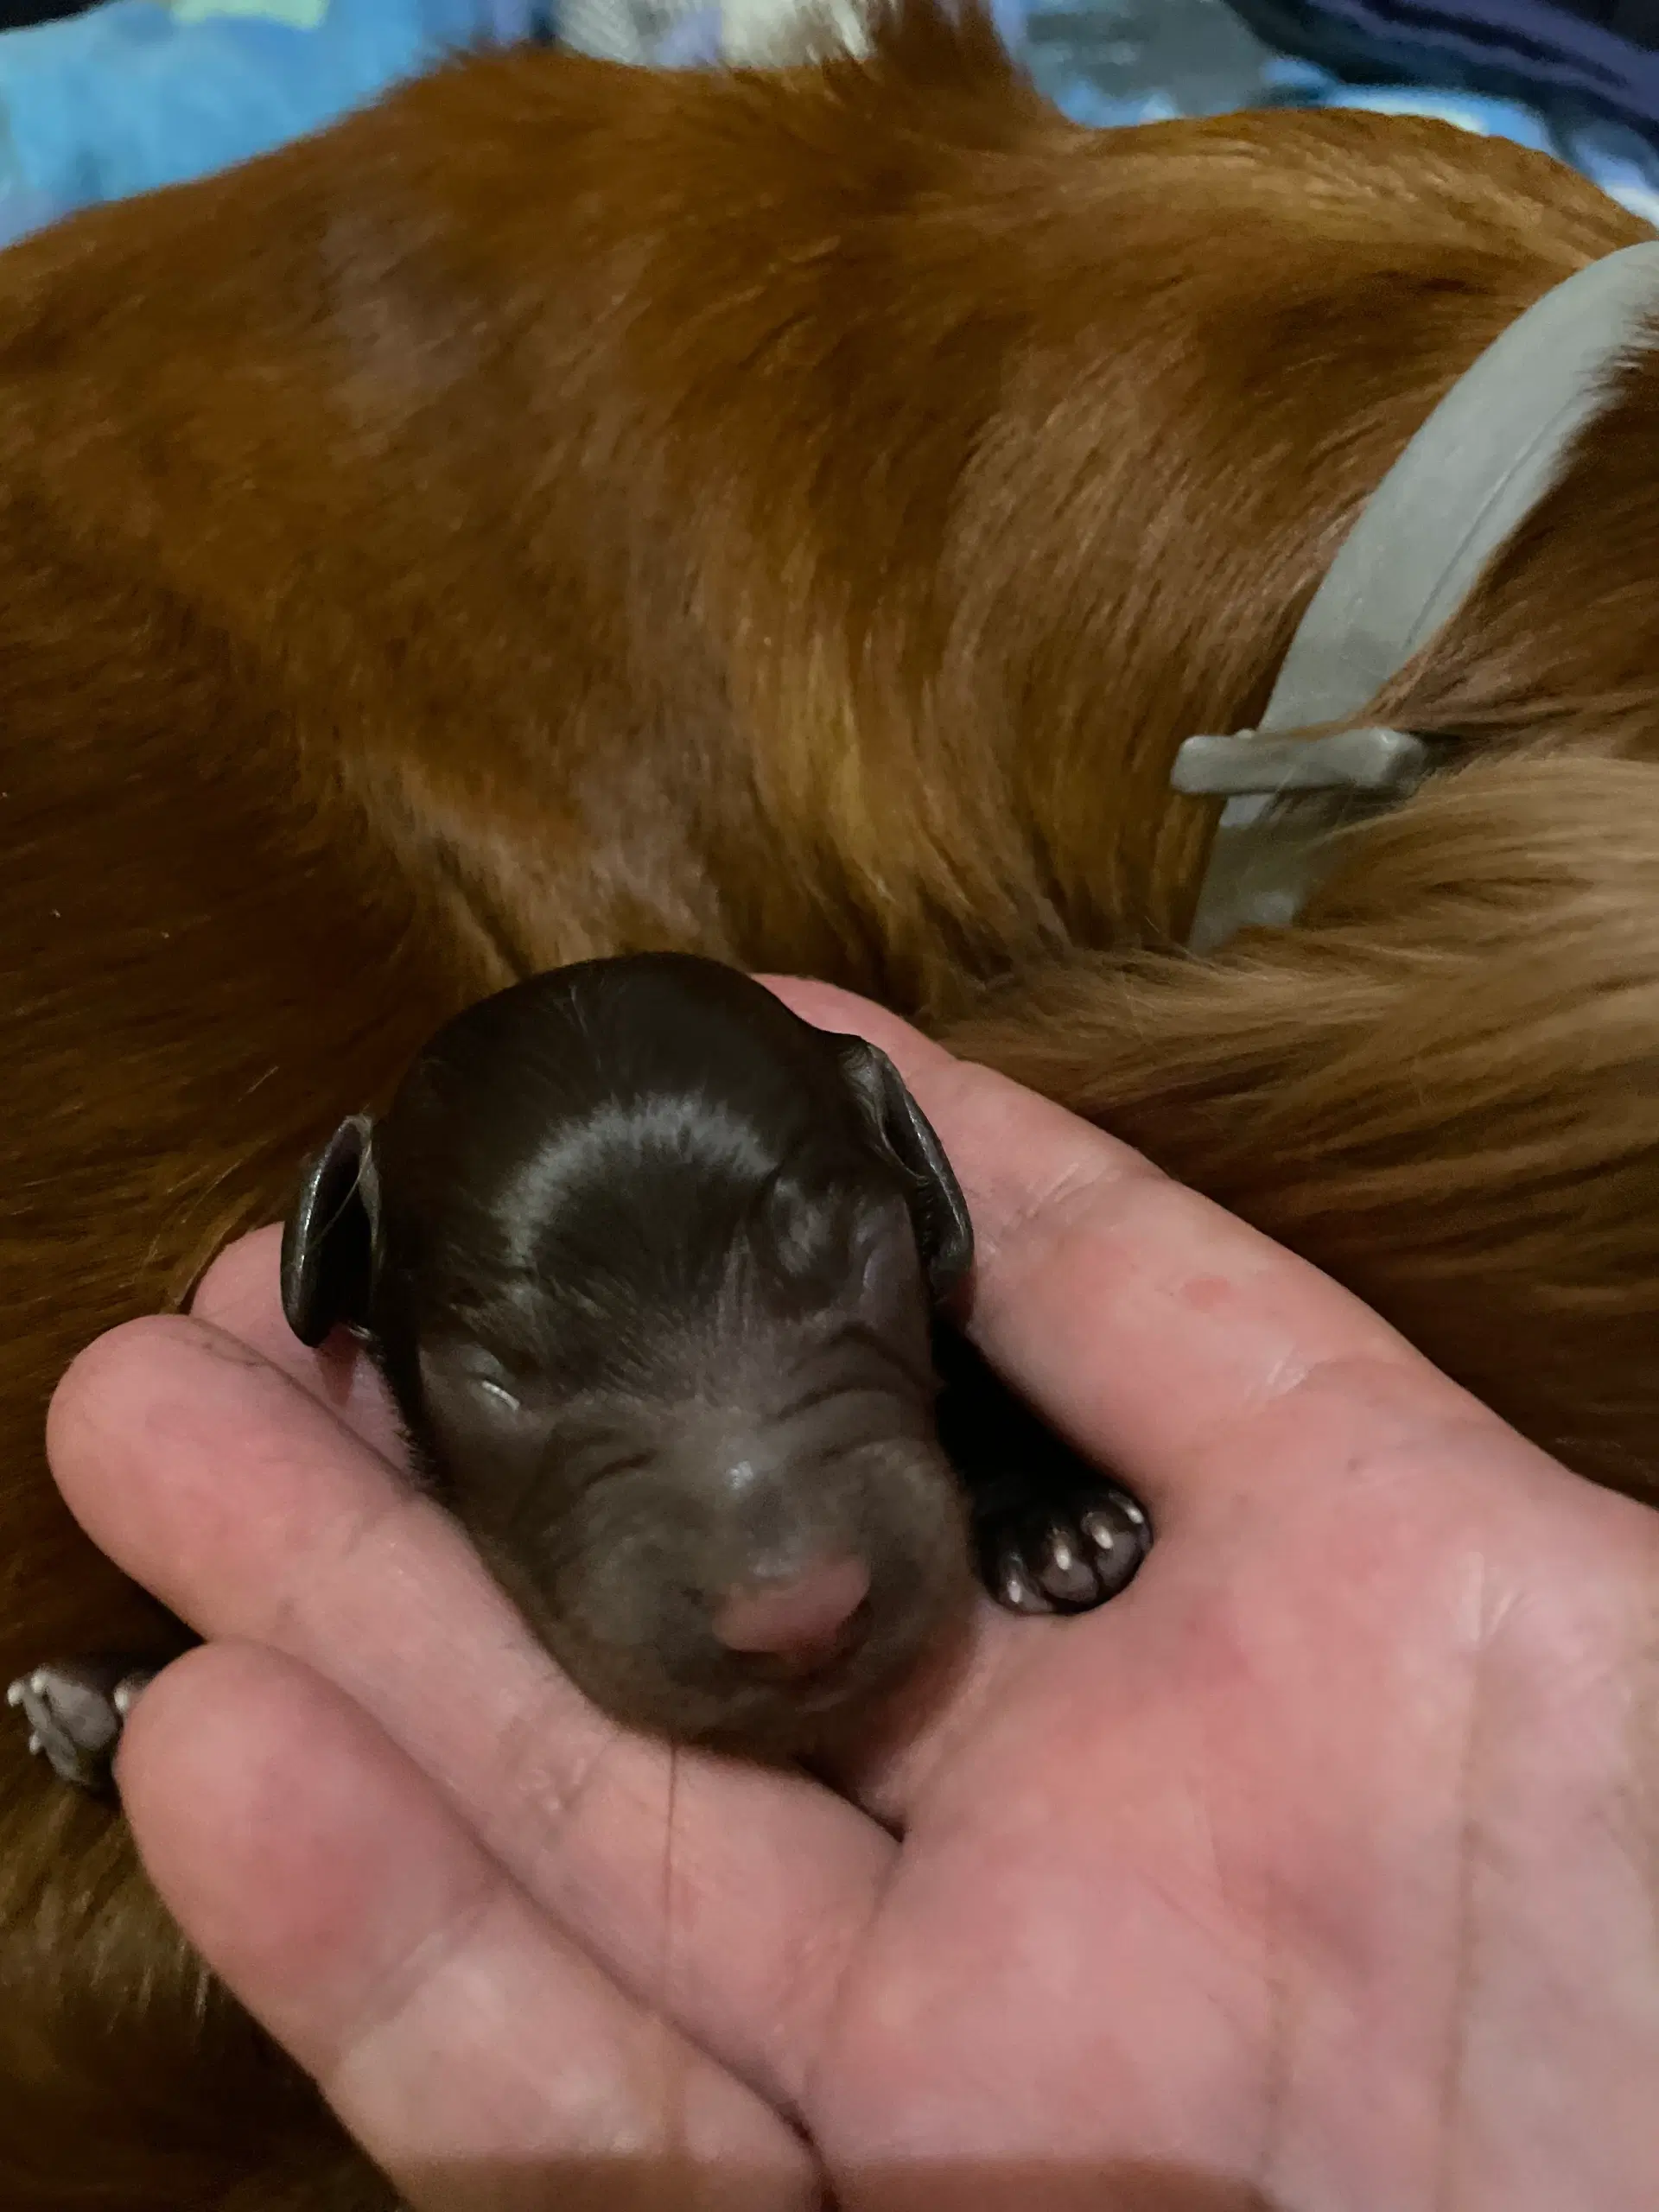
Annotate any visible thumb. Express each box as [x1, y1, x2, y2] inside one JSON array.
[[760, 976, 1514, 1526]]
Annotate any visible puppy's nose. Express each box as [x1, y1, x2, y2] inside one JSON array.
[[711, 1555, 871, 1672]]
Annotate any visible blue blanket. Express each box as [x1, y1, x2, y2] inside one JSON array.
[[1019, 0, 1659, 224], [0, 0, 549, 246], [0, 0, 1654, 252]]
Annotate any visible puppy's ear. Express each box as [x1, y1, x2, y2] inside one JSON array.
[[280, 1114, 380, 1347], [835, 1039, 973, 1303]]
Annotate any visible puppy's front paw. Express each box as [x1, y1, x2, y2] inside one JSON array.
[[982, 1482, 1152, 1615], [8, 1657, 158, 1795]]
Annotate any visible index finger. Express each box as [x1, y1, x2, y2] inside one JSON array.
[[48, 1314, 896, 2123], [119, 1642, 819, 2212], [761, 977, 1501, 1519]]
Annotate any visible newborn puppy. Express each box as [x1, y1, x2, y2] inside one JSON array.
[[286, 952, 1154, 1758], [286, 952, 983, 1755], [16, 954, 1148, 1779]]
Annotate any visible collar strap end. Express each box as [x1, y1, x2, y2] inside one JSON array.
[[1171, 725, 1431, 800]]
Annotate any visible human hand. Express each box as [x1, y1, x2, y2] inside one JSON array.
[[46, 982, 1659, 2211]]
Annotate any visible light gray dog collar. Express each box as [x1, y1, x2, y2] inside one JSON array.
[[1172, 238, 1659, 954]]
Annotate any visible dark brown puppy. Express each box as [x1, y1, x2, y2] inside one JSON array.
[[16, 954, 1147, 1782], [281, 952, 1036, 1752], [285, 953, 1146, 1753]]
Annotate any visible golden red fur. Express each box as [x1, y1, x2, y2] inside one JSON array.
[[1, 8, 1655, 2202]]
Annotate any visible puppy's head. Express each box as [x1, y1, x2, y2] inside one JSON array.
[[283, 953, 976, 1757]]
